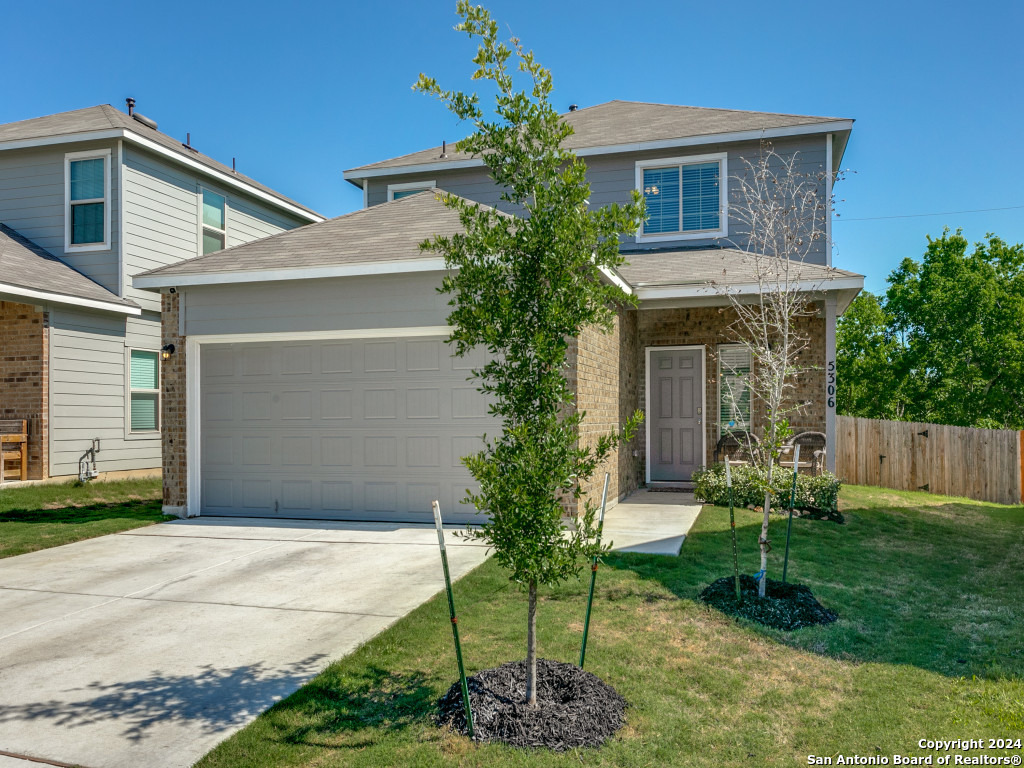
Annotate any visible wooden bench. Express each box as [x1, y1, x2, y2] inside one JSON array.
[[1, 419, 28, 482]]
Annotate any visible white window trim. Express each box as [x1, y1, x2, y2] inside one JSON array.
[[198, 186, 228, 256], [717, 343, 753, 437], [635, 152, 728, 243], [387, 180, 436, 201], [126, 348, 161, 438], [64, 148, 112, 252]]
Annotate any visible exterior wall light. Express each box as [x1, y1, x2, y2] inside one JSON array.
[[161, 344, 176, 360]]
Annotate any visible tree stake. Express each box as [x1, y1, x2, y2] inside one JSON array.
[[726, 458, 742, 605], [579, 472, 610, 669], [782, 444, 801, 584]]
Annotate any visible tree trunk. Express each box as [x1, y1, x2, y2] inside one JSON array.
[[759, 490, 771, 597], [526, 579, 538, 707]]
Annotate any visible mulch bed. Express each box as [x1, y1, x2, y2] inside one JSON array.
[[795, 506, 845, 524], [437, 658, 627, 750], [699, 574, 838, 630]]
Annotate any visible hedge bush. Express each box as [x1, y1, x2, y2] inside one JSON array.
[[692, 463, 841, 512]]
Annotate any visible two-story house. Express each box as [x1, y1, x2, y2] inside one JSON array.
[[0, 102, 323, 483], [135, 101, 863, 521]]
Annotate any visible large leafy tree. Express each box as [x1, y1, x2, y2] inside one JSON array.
[[415, 2, 644, 707], [837, 230, 1024, 429]]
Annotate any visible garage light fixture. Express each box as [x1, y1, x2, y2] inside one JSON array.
[[161, 344, 176, 360]]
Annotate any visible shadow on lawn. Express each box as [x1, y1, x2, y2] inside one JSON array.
[[0, 499, 163, 524], [604, 502, 1024, 681], [264, 665, 436, 750], [0, 655, 328, 741]]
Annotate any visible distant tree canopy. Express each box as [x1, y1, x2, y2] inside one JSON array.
[[837, 230, 1024, 430]]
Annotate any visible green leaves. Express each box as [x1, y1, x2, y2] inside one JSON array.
[[414, 3, 644, 591]]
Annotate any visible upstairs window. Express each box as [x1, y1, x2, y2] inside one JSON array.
[[65, 150, 110, 250], [129, 350, 160, 433], [201, 189, 227, 254], [387, 181, 436, 201], [636, 154, 726, 241], [718, 344, 752, 435]]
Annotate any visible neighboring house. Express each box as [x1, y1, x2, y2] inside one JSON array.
[[0, 103, 323, 482], [135, 101, 864, 521]]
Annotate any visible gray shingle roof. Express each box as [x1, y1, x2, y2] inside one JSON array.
[[0, 224, 139, 309], [345, 100, 852, 176], [0, 105, 322, 219], [135, 190, 474, 280], [618, 247, 862, 288]]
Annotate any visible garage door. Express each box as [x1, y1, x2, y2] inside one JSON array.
[[198, 336, 493, 523]]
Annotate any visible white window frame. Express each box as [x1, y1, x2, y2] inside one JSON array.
[[198, 186, 228, 256], [126, 348, 161, 438], [717, 343, 753, 436], [64, 148, 112, 252], [387, 180, 436, 201], [635, 152, 728, 243]]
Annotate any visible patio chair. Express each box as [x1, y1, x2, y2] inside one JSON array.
[[714, 430, 760, 466], [780, 431, 827, 475], [0, 419, 28, 483]]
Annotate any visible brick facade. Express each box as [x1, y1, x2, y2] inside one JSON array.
[[637, 305, 827, 470], [161, 292, 188, 512], [0, 301, 49, 479]]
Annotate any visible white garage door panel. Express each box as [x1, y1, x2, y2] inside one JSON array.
[[199, 337, 492, 523]]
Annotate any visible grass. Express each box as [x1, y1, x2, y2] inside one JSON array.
[[0, 477, 165, 558], [196, 485, 1024, 768]]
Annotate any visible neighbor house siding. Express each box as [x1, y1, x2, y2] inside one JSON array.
[[47, 306, 161, 476], [0, 141, 121, 293], [121, 146, 306, 313], [367, 135, 830, 264]]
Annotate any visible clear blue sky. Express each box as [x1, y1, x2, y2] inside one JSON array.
[[4, 0, 1021, 293]]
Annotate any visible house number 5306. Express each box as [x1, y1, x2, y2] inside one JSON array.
[[826, 360, 836, 409]]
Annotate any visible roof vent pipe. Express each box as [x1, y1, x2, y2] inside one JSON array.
[[569, 104, 578, 111], [125, 97, 135, 116], [439, 140, 448, 160]]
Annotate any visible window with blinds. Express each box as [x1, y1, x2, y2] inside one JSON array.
[[718, 344, 752, 435], [638, 155, 725, 239], [130, 350, 159, 432]]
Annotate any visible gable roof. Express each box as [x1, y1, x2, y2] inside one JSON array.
[[344, 100, 854, 181], [0, 105, 323, 221], [0, 224, 140, 314], [134, 190, 476, 288]]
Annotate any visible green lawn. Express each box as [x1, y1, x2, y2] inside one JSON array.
[[0, 477, 165, 558], [196, 485, 1024, 768]]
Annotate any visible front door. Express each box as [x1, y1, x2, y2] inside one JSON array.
[[649, 347, 704, 482]]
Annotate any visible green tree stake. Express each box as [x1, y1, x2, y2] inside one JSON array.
[[725, 457, 742, 605], [431, 500, 474, 739], [579, 473, 610, 669], [782, 444, 801, 584]]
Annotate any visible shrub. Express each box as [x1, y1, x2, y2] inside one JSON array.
[[692, 463, 841, 512]]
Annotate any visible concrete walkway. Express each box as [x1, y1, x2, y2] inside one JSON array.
[[603, 489, 703, 555], [0, 518, 489, 768]]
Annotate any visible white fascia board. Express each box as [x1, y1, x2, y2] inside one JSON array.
[[635, 275, 864, 302], [598, 265, 633, 295], [133, 257, 450, 290], [0, 282, 142, 315], [0, 127, 324, 224], [343, 121, 855, 183]]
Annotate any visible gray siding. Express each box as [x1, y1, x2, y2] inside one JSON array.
[[183, 273, 451, 337], [121, 146, 306, 312], [48, 307, 162, 476], [0, 141, 121, 293], [366, 135, 830, 265]]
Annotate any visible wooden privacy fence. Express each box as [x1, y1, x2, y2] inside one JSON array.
[[836, 416, 1024, 506]]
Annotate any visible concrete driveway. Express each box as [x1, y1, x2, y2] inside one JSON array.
[[0, 517, 490, 768]]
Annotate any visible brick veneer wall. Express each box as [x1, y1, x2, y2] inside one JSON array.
[[161, 292, 187, 512], [0, 301, 48, 479], [637, 305, 826, 470], [571, 305, 643, 514]]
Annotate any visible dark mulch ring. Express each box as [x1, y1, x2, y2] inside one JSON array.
[[699, 574, 838, 630], [437, 658, 627, 751]]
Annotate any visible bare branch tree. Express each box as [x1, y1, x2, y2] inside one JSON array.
[[714, 142, 837, 597]]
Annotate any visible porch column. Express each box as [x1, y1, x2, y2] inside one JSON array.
[[824, 294, 838, 474]]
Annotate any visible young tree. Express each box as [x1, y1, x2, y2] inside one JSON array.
[[715, 145, 836, 597], [415, 3, 644, 707]]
